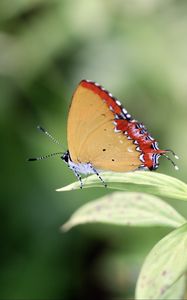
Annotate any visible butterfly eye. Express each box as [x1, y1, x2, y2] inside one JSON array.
[[62, 151, 70, 163]]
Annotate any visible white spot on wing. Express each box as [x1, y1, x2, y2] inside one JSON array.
[[140, 154, 145, 162], [122, 108, 127, 114], [116, 100, 121, 106], [148, 135, 154, 141], [128, 147, 133, 153], [136, 146, 141, 152]]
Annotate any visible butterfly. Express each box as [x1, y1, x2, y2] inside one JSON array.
[[28, 79, 178, 188]]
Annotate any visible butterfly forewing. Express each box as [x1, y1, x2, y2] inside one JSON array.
[[67, 82, 141, 172]]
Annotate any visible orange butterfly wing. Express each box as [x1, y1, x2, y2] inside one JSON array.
[[67, 81, 141, 172]]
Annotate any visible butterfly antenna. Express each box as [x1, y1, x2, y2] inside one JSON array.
[[27, 152, 64, 162], [163, 154, 179, 170], [37, 125, 64, 149], [165, 148, 179, 160]]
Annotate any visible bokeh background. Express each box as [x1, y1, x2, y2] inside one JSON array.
[[1, 0, 187, 299]]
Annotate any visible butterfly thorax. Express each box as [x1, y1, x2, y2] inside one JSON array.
[[61, 150, 95, 175]]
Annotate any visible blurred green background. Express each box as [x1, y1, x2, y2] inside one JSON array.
[[1, 0, 187, 299]]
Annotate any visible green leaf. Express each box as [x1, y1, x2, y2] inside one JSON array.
[[56, 171, 187, 201], [62, 192, 186, 231], [136, 223, 187, 299], [159, 275, 186, 300]]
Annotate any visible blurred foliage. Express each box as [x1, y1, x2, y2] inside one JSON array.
[[1, 0, 187, 299]]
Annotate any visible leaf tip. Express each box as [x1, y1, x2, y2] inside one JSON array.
[[56, 187, 73, 192], [60, 222, 71, 232]]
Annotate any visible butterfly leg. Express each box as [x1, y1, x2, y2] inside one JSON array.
[[88, 163, 107, 188], [71, 167, 83, 189]]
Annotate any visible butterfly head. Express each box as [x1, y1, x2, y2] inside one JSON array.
[[61, 150, 70, 164]]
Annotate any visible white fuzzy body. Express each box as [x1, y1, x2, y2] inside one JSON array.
[[68, 160, 95, 175]]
